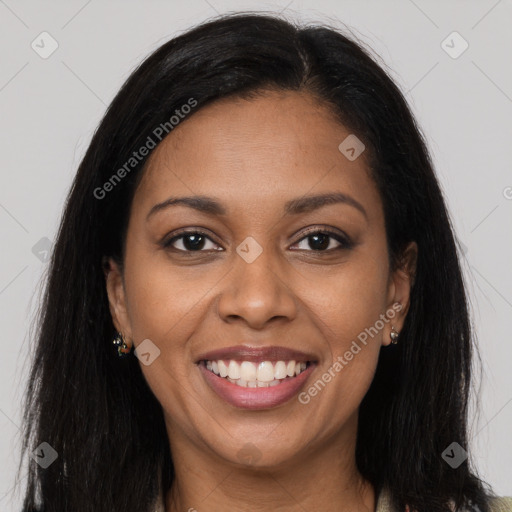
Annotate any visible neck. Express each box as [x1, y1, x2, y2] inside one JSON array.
[[164, 415, 376, 512]]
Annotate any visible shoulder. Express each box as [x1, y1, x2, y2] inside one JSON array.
[[489, 496, 512, 512], [376, 487, 512, 512]]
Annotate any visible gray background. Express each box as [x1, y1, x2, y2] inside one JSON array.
[[1, 0, 511, 509]]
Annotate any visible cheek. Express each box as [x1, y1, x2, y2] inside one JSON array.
[[122, 253, 212, 422], [123, 245, 214, 336], [312, 251, 390, 348], [303, 249, 389, 409]]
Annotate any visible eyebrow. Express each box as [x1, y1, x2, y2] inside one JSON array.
[[146, 192, 367, 221]]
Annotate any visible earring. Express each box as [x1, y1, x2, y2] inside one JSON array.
[[113, 332, 132, 357], [390, 326, 400, 344]]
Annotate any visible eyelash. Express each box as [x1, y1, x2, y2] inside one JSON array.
[[162, 227, 353, 255]]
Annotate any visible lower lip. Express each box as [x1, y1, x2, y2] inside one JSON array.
[[198, 362, 316, 410]]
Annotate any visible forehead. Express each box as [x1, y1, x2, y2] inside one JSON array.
[[133, 89, 380, 218]]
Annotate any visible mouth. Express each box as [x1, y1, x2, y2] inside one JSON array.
[[195, 345, 318, 410], [201, 359, 312, 387]]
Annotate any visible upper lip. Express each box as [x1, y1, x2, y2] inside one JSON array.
[[195, 345, 318, 364]]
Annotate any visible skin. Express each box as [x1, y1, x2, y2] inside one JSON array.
[[105, 89, 417, 512]]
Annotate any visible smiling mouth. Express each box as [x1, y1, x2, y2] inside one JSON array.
[[200, 359, 313, 388]]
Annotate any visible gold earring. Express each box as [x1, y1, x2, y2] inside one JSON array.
[[390, 326, 400, 344], [113, 332, 132, 357]]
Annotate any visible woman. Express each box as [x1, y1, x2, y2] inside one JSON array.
[[18, 11, 511, 512]]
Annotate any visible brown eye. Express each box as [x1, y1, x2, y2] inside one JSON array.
[[291, 229, 353, 252], [163, 230, 222, 253]]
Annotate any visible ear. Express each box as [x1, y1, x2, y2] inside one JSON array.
[[383, 241, 418, 346], [103, 256, 133, 346]]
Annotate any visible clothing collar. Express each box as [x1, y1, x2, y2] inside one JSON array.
[[376, 486, 394, 512], [153, 485, 394, 512]]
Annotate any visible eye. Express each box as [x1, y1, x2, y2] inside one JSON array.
[[290, 228, 353, 252], [163, 230, 222, 253], [162, 227, 353, 254]]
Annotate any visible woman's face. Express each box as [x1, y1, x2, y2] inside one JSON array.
[[106, 89, 416, 469]]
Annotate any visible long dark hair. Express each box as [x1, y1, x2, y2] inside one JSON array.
[[18, 11, 497, 512]]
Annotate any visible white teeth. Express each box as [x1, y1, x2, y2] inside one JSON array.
[[240, 361, 257, 381], [228, 360, 241, 379], [274, 361, 287, 380], [257, 361, 275, 382], [204, 358, 310, 386], [218, 360, 228, 378]]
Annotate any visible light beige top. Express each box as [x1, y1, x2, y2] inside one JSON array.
[[153, 486, 512, 511]]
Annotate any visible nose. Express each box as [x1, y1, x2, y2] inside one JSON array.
[[216, 242, 298, 330]]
